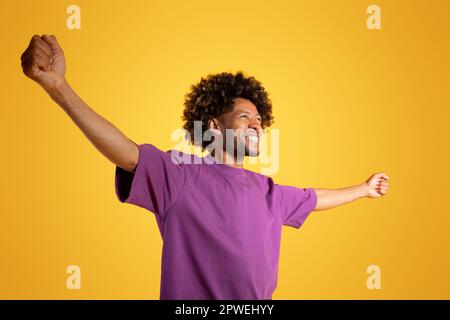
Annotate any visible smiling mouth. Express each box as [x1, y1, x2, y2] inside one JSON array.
[[246, 135, 259, 143]]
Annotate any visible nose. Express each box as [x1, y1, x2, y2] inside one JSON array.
[[248, 117, 262, 135]]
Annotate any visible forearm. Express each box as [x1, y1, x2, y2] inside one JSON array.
[[48, 80, 139, 172], [313, 183, 369, 211]]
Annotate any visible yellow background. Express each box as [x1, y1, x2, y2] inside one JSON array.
[[1, 0, 449, 299]]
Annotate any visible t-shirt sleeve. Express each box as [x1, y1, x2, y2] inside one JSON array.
[[275, 184, 317, 229], [114, 143, 186, 219]]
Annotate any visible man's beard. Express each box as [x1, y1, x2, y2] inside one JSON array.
[[244, 143, 259, 157]]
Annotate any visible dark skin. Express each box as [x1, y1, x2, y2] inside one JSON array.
[[21, 34, 389, 213], [208, 97, 263, 167], [206, 98, 390, 211]]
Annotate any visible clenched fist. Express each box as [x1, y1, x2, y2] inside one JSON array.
[[365, 172, 389, 198], [20, 34, 66, 92]]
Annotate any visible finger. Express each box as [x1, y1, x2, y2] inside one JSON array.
[[30, 46, 50, 61], [21, 54, 39, 74], [41, 34, 64, 55], [22, 57, 40, 77], [20, 47, 31, 63], [21, 53, 32, 69], [29, 34, 41, 47], [378, 172, 389, 180], [21, 40, 37, 62], [30, 54, 51, 73], [25, 35, 44, 57], [32, 36, 53, 59], [30, 48, 51, 71], [22, 43, 49, 61]]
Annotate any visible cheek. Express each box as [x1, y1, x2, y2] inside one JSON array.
[[224, 125, 245, 137]]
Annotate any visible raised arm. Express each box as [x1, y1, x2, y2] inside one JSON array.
[[20, 34, 138, 173], [313, 172, 389, 211]]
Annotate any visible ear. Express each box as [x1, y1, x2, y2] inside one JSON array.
[[207, 118, 221, 133]]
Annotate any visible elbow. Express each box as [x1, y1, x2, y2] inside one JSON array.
[[120, 161, 137, 173], [120, 142, 139, 173]]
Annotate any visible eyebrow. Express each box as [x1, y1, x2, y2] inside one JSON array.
[[235, 110, 261, 117]]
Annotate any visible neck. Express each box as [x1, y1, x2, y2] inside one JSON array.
[[210, 148, 244, 168]]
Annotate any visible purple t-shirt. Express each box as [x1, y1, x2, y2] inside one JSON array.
[[115, 143, 317, 300]]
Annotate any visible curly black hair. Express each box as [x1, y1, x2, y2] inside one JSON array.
[[182, 71, 274, 150]]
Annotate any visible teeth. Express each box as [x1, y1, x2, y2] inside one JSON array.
[[247, 135, 258, 142]]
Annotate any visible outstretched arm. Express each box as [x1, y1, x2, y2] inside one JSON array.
[[20, 34, 139, 173], [313, 172, 389, 211]]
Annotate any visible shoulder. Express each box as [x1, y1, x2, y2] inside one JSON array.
[[244, 169, 276, 191], [167, 149, 209, 166]]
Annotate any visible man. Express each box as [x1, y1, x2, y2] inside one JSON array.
[[20, 34, 389, 300]]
